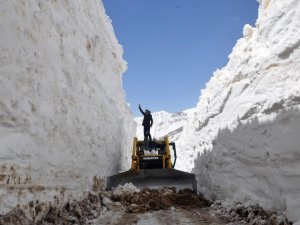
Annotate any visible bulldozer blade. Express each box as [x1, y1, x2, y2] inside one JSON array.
[[107, 169, 197, 193]]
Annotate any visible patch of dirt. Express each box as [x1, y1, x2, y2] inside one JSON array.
[[212, 201, 293, 225], [0, 208, 32, 225], [112, 187, 211, 213], [0, 192, 105, 225]]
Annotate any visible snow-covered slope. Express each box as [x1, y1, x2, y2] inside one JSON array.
[[0, 0, 135, 213], [178, 0, 300, 221]]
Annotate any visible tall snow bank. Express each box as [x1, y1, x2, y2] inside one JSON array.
[[179, 0, 300, 221], [0, 0, 135, 213]]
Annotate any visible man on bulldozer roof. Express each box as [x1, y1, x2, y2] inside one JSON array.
[[139, 104, 153, 141]]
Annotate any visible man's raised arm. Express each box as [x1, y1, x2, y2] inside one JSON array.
[[138, 104, 145, 115]]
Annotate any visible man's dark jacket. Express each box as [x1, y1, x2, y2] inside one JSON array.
[[139, 106, 153, 127]]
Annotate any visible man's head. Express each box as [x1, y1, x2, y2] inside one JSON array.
[[145, 109, 150, 114]]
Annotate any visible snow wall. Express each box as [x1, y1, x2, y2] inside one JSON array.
[[177, 0, 300, 221], [0, 0, 135, 213]]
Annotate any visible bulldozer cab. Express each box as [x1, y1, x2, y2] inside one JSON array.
[[131, 137, 177, 171], [138, 140, 177, 163], [137, 140, 164, 154]]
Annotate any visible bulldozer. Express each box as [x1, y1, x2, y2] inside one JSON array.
[[107, 136, 197, 192]]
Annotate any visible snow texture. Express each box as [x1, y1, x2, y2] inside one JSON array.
[[177, 0, 300, 221], [0, 0, 135, 213], [112, 183, 140, 196]]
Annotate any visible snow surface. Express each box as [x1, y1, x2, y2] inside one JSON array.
[[176, 0, 300, 221], [0, 0, 135, 213], [112, 183, 140, 196]]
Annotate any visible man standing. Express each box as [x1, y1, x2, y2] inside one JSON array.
[[139, 104, 153, 141]]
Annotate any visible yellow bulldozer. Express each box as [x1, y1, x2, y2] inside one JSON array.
[[107, 136, 197, 192]]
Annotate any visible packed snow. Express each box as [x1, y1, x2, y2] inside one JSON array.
[[0, 0, 135, 214], [112, 183, 140, 196]]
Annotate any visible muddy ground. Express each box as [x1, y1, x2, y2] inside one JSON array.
[[96, 187, 229, 225], [0, 187, 293, 225], [111, 187, 210, 213], [0, 187, 226, 225]]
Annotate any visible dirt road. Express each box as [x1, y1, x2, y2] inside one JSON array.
[[94, 187, 227, 225], [96, 208, 227, 225]]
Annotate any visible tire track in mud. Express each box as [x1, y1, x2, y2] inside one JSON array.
[[114, 208, 227, 225]]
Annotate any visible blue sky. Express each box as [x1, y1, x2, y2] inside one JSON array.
[[102, 0, 259, 116]]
